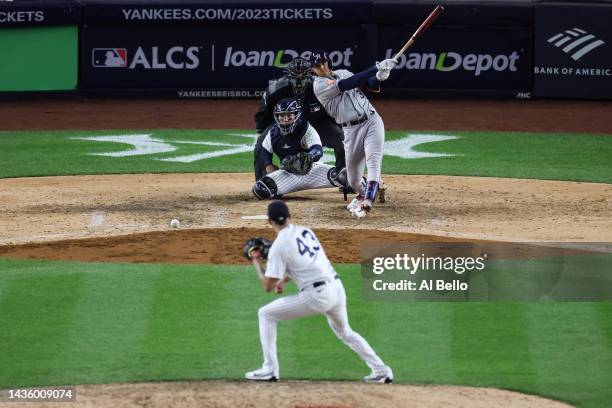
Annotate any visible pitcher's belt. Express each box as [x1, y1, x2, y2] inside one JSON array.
[[301, 274, 339, 291]]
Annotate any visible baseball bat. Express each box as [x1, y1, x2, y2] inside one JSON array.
[[393, 5, 445, 61]]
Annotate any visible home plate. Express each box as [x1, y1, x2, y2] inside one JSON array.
[[241, 215, 268, 220]]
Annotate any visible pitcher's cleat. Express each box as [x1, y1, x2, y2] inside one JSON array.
[[245, 368, 278, 382], [364, 366, 393, 383]]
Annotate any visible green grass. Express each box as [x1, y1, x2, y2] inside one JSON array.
[[0, 129, 611, 183], [384, 130, 612, 184], [1, 258, 610, 407]]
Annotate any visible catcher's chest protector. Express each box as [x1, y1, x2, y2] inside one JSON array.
[[270, 125, 308, 161]]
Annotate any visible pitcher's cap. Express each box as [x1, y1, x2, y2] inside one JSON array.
[[268, 200, 290, 225]]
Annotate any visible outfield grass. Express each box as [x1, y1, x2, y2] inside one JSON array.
[[0, 129, 611, 183], [1, 258, 610, 407]]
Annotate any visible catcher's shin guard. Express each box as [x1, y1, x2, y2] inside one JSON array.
[[328, 167, 349, 187]]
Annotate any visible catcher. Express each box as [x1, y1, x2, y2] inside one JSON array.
[[251, 97, 351, 200], [253, 57, 345, 181]]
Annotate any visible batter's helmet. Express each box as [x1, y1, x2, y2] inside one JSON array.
[[309, 50, 331, 68], [283, 57, 311, 98], [273, 98, 303, 136]]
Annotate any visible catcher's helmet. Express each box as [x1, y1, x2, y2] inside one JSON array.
[[283, 57, 311, 98], [274, 98, 303, 136], [309, 50, 331, 68]]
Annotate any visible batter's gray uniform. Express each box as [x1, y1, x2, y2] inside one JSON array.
[[260, 124, 339, 196], [313, 70, 385, 195]]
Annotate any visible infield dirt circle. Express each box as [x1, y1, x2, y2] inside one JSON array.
[[2, 99, 610, 407]]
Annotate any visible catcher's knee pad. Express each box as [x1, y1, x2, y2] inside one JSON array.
[[252, 176, 278, 200], [327, 167, 349, 188]]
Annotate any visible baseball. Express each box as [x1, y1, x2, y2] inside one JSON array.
[[170, 219, 180, 228]]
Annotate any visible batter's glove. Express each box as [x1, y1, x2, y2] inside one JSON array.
[[280, 152, 313, 175], [376, 58, 398, 71], [242, 237, 273, 261], [376, 70, 390, 81]]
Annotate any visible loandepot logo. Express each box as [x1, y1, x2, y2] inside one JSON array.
[[72, 133, 458, 163], [385, 49, 520, 76], [224, 47, 354, 68], [547, 28, 605, 61], [92, 46, 200, 69]]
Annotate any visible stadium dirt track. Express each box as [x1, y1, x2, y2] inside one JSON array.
[[1, 98, 612, 133], [2, 99, 606, 408]]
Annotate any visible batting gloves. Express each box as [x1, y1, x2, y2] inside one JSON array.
[[376, 70, 391, 81], [376, 58, 398, 71]]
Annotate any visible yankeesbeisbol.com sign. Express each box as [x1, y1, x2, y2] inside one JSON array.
[[80, 24, 363, 92], [378, 26, 532, 93], [533, 4, 612, 99]]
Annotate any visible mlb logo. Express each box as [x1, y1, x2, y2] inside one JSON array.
[[92, 48, 127, 68]]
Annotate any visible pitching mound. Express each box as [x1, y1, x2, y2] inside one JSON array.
[[30, 380, 573, 408]]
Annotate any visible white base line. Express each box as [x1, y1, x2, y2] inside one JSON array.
[[241, 215, 268, 220]]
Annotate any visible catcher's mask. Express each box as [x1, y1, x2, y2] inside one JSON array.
[[283, 57, 311, 99], [273, 98, 303, 136], [309, 50, 332, 70]]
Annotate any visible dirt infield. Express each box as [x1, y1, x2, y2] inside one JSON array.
[[1, 174, 610, 249], [27, 381, 573, 408], [2, 99, 607, 407]]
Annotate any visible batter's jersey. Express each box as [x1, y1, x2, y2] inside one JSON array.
[[262, 122, 322, 161], [313, 69, 376, 125], [265, 224, 336, 289]]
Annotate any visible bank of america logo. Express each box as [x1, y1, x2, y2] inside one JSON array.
[[547, 28, 605, 61]]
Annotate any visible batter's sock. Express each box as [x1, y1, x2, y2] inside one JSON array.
[[365, 181, 379, 202]]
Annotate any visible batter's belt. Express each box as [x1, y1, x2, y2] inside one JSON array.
[[341, 111, 376, 128]]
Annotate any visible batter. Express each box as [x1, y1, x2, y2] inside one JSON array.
[[311, 51, 396, 218]]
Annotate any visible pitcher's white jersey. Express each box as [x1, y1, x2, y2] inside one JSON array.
[[265, 224, 336, 289], [313, 69, 376, 125]]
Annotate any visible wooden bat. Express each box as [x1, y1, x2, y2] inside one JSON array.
[[393, 5, 445, 61]]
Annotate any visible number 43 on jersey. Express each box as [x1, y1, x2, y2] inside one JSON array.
[[296, 229, 320, 257]]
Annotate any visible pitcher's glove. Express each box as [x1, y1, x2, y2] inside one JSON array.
[[242, 238, 273, 261], [280, 152, 313, 175]]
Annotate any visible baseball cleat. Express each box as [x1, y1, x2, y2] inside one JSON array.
[[350, 200, 372, 218], [245, 368, 278, 382], [347, 194, 364, 212], [363, 366, 393, 384], [378, 182, 387, 203]]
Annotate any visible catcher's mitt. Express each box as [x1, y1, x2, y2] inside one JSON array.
[[242, 237, 273, 261], [280, 152, 313, 175]]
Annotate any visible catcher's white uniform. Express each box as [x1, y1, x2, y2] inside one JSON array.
[[249, 223, 392, 381], [262, 124, 335, 195]]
